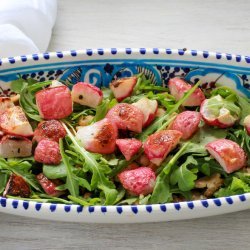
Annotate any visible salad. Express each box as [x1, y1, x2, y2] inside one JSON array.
[[0, 73, 250, 206]]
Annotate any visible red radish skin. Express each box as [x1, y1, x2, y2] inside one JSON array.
[[110, 77, 137, 102], [118, 167, 156, 196], [0, 97, 14, 115], [106, 103, 144, 133], [200, 98, 237, 128], [3, 174, 31, 198], [205, 139, 247, 173], [36, 173, 64, 197], [34, 139, 62, 165], [243, 115, 250, 135], [0, 106, 33, 137], [168, 111, 201, 140], [36, 86, 73, 120], [33, 120, 66, 143], [72, 82, 103, 108], [116, 138, 142, 161], [76, 118, 118, 154], [168, 77, 205, 106], [144, 130, 182, 166], [0, 135, 32, 158], [132, 97, 158, 127]]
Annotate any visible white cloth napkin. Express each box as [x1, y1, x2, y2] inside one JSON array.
[[0, 0, 57, 58]]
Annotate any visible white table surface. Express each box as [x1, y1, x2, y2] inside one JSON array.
[[1, 0, 250, 249]]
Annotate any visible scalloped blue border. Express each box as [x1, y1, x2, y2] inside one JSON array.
[[1, 48, 248, 64], [0, 193, 247, 214], [0, 48, 249, 65]]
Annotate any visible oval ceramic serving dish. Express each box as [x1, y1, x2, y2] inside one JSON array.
[[0, 48, 250, 223]]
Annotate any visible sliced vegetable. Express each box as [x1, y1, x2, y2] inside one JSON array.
[[168, 77, 205, 106], [36, 86, 73, 119], [144, 130, 182, 166], [106, 103, 144, 133], [0, 97, 14, 115], [76, 118, 117, 154], [118, 167, 156, 196], [110, 77, 137, 101], [36, 173, 64, 197], [0, 106, 33, 137], [243, 115, 250, 135], [3, 174, 31, 198], [0, 135, 32, 158], [200, 95, 240, 128], [132, 97, 158, 127], [116, 138, 142, 161], [205, 139, 247, 173], [72, 82, 103, 108], [34, 139, 62, 165], [168, 111, 201, 140], [33, 120, 66, 143]]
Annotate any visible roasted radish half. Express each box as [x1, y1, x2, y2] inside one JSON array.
[[33, 120, 66, 143], [72, 82, 103, 108], [3, 174, 31, 198], [132, 97, 158, 127], [144, 130, 182, 166], [0, 106, 33, 137], [168, 77, 205, 106], [36, 173, 64, 197], [106, 103, 144, 133], [116, 138, 142, 161], [118, 167, 156, 196], [0, 97, 14, 115], [243, 115, 250, 135], [205, 139, 247, 173], [0, 135, 32, 158], [110, 77, 137, 102], [76, 118, 117, 154], [168, 111, 201, 140], [34, 139, 62, 165], [200, 95, 240, 128], [36, 85, 73, 120]]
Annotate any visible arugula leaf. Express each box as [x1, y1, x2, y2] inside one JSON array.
[[19, 81, 52, 121], [133, 74, 169, 94], [170, 156, 198, 191], [43, 162, 67, 179], [92, 99, 112, 123], [187, 125, 227, 155], [11, 77, 38, 93], [215, 177, 250, 197], [59, 139, 79, 197], [117, 197, 138, 205], [75, 176, 91, 191], [62, 123, 118, 205], [150, 142, 190, 204], [68, 195, 101, 206], [227, 128, 250, 162], [0, 157, 42, 192], [7, 194, 73, 204], [138, 80, 202, 141], [237, 96, 250, 124], [0, 173, 9, 194], [150, 172, 171, 204], [114, 187, 126, 204], [211, 85, 250, 125], [139, 194, 151, 205]]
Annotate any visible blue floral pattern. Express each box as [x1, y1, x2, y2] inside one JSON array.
[[1, 59, 250, 97]]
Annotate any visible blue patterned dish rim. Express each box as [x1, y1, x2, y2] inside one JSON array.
[[0, 48, 250, 222], [0, 193, 249, 214]]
